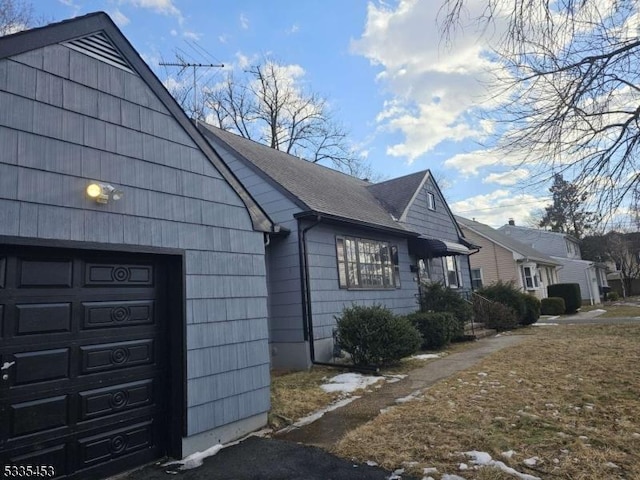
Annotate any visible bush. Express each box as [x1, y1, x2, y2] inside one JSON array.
[[335, 305, 421, 366], [521, 294, 541, 325], [406, 312, 457, 349], [476, 281, 526, 321], [473, 296, 518, 331], [419, 282, 472, 339], [547, 283, 582, 313], [607, 291, 620, 301], [540, 297, 566, 315]]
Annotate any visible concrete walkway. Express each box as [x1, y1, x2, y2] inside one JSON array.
[[276, 333, 527, 450]]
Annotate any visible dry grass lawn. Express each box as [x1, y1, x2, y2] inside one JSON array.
[[335, 324, 640, 480], [269, 343, 478, 429], [580, 302, 640, 318]]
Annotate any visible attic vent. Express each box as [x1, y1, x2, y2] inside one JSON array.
[[63, 32, 135, 74]]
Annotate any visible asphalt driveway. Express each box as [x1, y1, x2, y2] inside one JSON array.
[[120, 436, 417, 480]]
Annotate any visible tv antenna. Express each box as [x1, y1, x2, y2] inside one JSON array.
[[160, 55, 224, 125]]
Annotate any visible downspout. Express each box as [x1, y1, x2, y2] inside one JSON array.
[[297, 216, 377, 372], [297, 216, 323, 364]]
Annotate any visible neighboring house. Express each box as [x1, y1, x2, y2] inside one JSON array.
[[456, 216, 561, 299], [0, 13, 280, 478], [499, 221, 608, 304], [198, 124, 475, 370]]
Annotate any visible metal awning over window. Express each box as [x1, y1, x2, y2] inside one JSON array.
[[409, 236, 472, 257]]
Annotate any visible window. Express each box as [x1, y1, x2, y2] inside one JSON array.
[[418, 258, 431, 282], [442, 256, 461, 288], [336, 236, 399, 289], [471, 268, 483, 289], [522, 266, 539, 289], [427, 192, 436, 211]]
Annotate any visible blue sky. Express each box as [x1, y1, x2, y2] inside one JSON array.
[[38, 0, 552, 227]]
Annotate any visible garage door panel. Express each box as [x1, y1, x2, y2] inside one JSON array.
[[18, 259, 73, 288], [1, 247, 170, 479], [16, 303, 72, 335], [80, 339, 154, 374], [10, 395, 69, 436], [85, 264, 153, 287], [82, 300, 155, 329], [78, 420, 155, 467], [13, 348, 69, 384], [79, 379, 154, 421]]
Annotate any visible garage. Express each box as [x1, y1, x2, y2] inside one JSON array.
[[0, 244, 181, 479], [0, 11, 275, 478]]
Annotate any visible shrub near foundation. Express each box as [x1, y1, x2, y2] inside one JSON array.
[[541, 297, 566, 315], [521, 294, 541, 325], [547, 283, 582, 313], [418, 282, 472, 339], [406, 312, 457, 349], [336, 305, 421, 367]]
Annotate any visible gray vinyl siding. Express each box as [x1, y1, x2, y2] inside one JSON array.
[[552, 257, 593, 301], [208, 138, 305, 344], [401, 175, 472, 288], [0, 46, 270, 437], [305, 223, 419, 342]]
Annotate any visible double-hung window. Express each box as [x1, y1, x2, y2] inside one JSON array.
[[442, 256, 461, 288], [522, 266, 539, 289], [336, 236, 400, 289], [471, 268, 483, 289]]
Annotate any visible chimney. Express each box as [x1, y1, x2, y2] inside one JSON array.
[[508, 218, 515, 226]]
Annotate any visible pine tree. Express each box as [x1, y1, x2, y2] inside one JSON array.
[[539, 174, 596, 239]]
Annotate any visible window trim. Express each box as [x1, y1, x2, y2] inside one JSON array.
[[427, 192, 436, 211], [522, 265, 539, 290], [442, 255, 461, 289], [336, 235, 400, 290], [471, 267, 483, 290]]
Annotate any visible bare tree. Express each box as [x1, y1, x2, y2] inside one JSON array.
[[439, 1, 640, 215], [201, 60, 372, 177], [0, 0, 36, 36]]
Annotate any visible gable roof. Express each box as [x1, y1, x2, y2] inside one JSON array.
[[199, 124, 414, 235], [498, 224, 581, 244], [366, 170, 426, 219], [0, 12, 273, 233], [456, 216, 561, 266]]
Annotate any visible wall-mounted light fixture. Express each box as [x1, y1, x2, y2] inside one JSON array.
[[86, 182, 124, 204]]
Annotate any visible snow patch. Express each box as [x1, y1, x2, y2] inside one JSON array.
[[463, 451, 541, 480], [502, 450, 516, 458], [412, 353, 443, 360], [523, 457, 539, 466], [321, 373, 384, 393], [278, 396, 361, 433]]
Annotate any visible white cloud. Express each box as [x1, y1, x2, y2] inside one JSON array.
[[483, 168, 530, 186], [183, 30, 201, 40], [218, 34, 229, 44], [287, 24, 300, 34], [240, 13, 249, 29], [110, 9, 130, 27], [123, 0, 183, 24], [451, 190, 550, 228], [352, 0, 507, 163], [170, 29, 177, 36]]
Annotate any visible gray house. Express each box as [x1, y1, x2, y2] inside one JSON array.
[[199, 125, 474, 370], [0, 13, 280, 478], [499, 222, 608, 304]]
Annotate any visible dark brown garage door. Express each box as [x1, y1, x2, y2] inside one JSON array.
[[0, 246, 169, 479]]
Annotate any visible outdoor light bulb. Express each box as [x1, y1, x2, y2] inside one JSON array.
[[86, 183, 102, 198]]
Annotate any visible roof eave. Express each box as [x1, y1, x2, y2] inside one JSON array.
[[293, 211, 418, 237]]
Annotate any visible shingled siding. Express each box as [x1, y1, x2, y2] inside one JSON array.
[[204, 137, 309, 368], [0, 46, 270, 448], [305, 222, 419, 360], [402, 176, 472, 288], [461, 226, 521, 287]]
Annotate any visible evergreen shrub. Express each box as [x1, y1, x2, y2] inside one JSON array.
[[547, 283, 582, 313], [406, 311, 457, 349], [336, 305, 421, 366], [540, 297, 566, 315], [419, 282, 472, 339], [521, 294, 541, 325]]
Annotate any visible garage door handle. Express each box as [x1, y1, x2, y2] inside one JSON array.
[[1, 361, 15, 371]]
